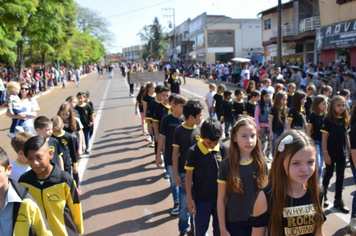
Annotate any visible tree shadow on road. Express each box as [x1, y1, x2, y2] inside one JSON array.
[[88, 144, 152, 159], [83, 209, 175, 236]]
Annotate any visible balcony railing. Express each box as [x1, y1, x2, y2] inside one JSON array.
[[299, 16, 320, 33], [271, 24, 294, 38]]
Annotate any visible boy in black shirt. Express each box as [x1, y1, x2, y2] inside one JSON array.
[[156, 95, 187, 217], [167, 69, 181, 94], [213, 84, 226, 122], [152, 87, 171, 142], [244, 90, 260, 117], [83, 90, 94, 137], [146, 85, 163, 149], [172, 100, 204, 235], [221, 90, 234, 138], [34, 116, 64, 171], [185, 118, 227, 236], [75, 92, 95, 154], [233, 89, 244, 121]]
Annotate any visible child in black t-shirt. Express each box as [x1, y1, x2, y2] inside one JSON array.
[[269, 91, 287, 157], [155, 95, 187, 218], [306, 95, 327, 183], [244, 90, 260, 117], [185, 118, 227, 236], [321, 95, 350, 213], [287, 90, 307, 131], [213, 84, 226, 122], [142, 82, 156, 143], [146, 85, 164, 148], [305, 84, 316, 120], [233, 89, 244, 121], [221, 91, 234, 138], [135, 85, 146, 135], [172, 100, 204, 235], [287, 83, 296, 109], [246, 80, 255, 101]]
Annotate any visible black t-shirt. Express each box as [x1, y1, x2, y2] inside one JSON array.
[[246, 88, 252, 101], [249, 185, 324, 236], [87, 100, 94, 112], [63, 120, 81, 139], [143, 93, 156, 106], [159, 114, 185, 165], [349, 122, 356, 150], [305, 96, 313, 117], [244, 101, 257, 117], [52, 131, 78, 166], [232, 100, 244, 118], [47, 137, 63, 168], [185, 141, 227, 203], [288, 108, 306, 130], [146, 99, 160, 121], [167, 76, 181, 94], [136, 93, 144, 113], [153, 103, 170, 129], [75, 103, 94, 130], [287, 93, 294, 108], [213, 93, 224, 113], [172, 123, 200, 173], [222, 99, 233, 118], [307, 113, 325, 141], [269, 106, 286, 135], [321, 117, 348, 157]]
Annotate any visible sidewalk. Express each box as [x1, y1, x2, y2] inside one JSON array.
[[0, 74, 88, 116]]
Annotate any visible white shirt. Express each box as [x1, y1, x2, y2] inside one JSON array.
[[19, 98, 40, 128], [260, 86, 275, 99], [205, 91, 216, 108], [9, 159, 31, 182]]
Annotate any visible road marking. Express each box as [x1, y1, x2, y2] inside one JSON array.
[[326, 205, 350, 224], [180, 87, 204, 99], [78, 79, 111, 187]]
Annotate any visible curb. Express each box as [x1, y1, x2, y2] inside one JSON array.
[[0, 74, 89, 116]]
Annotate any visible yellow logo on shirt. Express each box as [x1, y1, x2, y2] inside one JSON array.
[[195, 135, 200, 141], [216, 155, 222, 161], [62, 139, 68, 146], [85, 110, 88, 115], [49, 146, 55, 153]]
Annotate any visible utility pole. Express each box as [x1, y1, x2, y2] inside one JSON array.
[[162, 8, 176, 60], [277, 0, 282, 67]]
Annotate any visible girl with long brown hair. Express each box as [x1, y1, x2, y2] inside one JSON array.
[[217, 117, 267, 235], [251, 130, 324, 236]]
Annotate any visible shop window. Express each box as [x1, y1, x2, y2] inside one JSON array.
[[264, 19, 271, 30], [306, 42, 314, 52], [207, 31, 233, 47], [296, 43, 303, 53]]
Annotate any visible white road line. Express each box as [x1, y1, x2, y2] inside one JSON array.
[[78, 79, 111, 187], [326, 206, 350, 224], [180, 87, 204, 99]]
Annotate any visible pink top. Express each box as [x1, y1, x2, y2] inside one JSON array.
[[254, 104, 269, 130]]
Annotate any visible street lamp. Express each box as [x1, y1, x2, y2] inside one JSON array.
[[162, 8, 176, 60]]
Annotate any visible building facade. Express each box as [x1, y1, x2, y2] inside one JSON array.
[[166, 19, 190, 61], [122, 45, 143, 62], [317, 0, 356, 67], [260, 0, 320, 64]]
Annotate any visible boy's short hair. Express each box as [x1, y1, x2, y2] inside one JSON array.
[[0, 147, 10, 169], [23, 135, 47, 158], [306, 84, 316, 92], [234, 89, 243, 96], [250, 90, 261, 98], [11, 132, 34, 153], [287, 83, 296, 89], [162, 86, 170, 93], [155, 85, 163, 94], [83, 90, 90, 97], [51, 116, 64, 129], [339, 89, 350, 96], [34, 116, 52, 130], [200, 118, 223, 141], [76, 92, 85, 97], [262, 78, 271, 85], [173, 94, 188, 105], [209, 83, 216, 89], [169, 93, 177, 103], [217, 84, 226, 92], [223, 90, 232, 97], [183, 100, 204, 119]]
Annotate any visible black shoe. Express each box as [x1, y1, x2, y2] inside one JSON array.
[[179, 232, 186, 236], [334, 199, 350, 213], [171, 202, 179, 216], [323, 187, 329, 208]]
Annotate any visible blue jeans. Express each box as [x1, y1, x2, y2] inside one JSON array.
[[226, 220, 251, 236], [83, 129, 91, 150], [314, 140, 324, 183], [24, 126, 34, 135], [216, 111, 222, 123], [193, 202, 220, 236], [10, 108, 23, 133], [178, 172, 191, 233], [271, 132, 282, 157], [351, 160, 356, 218], [208, 107, 215, 118], [109, 71, 113, 78], [224, 117, 234, 137], [76, 76, 80, 86], [165, 165, 179, 203]]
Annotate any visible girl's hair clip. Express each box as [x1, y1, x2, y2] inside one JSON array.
[[278, 135, 293, 152]]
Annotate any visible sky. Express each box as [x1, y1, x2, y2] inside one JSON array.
[[75, 0, 290, 53]]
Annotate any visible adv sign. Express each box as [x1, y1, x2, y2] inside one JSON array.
[[316, 20, 356, 51], [129, 71, 165, 84]]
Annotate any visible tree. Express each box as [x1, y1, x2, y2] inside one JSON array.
[[137, 17, 167, 60]]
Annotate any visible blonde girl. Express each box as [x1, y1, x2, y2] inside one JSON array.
[[269, 91, 287, 157], [251, 130, 324, 236], [306, 95, 328, 183], [217, 117, 267, 236]]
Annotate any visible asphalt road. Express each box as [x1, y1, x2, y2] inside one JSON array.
[[0, 70, 354, 236]]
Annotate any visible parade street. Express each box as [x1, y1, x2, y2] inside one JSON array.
[[0, 70, 354, 236]]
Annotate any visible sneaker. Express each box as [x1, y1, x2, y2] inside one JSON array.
[[350, 218, 356, 233], [334, 199, 350, 213], [187, 227, 194, 236], [77, 188, 82, 196], [150, 141, 155, 148], [171, 202, 179, 216], [130, 94, 135, 97], [179, 233, 186, 236], [129, 93, 132, 97], [7, 133, 14, 138], [323, 188, 329, 208], [164, 173, 170, 179], [84, 149, 91, 155]]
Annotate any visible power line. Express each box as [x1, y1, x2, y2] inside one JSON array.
[[106, 0, 173, 19]]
